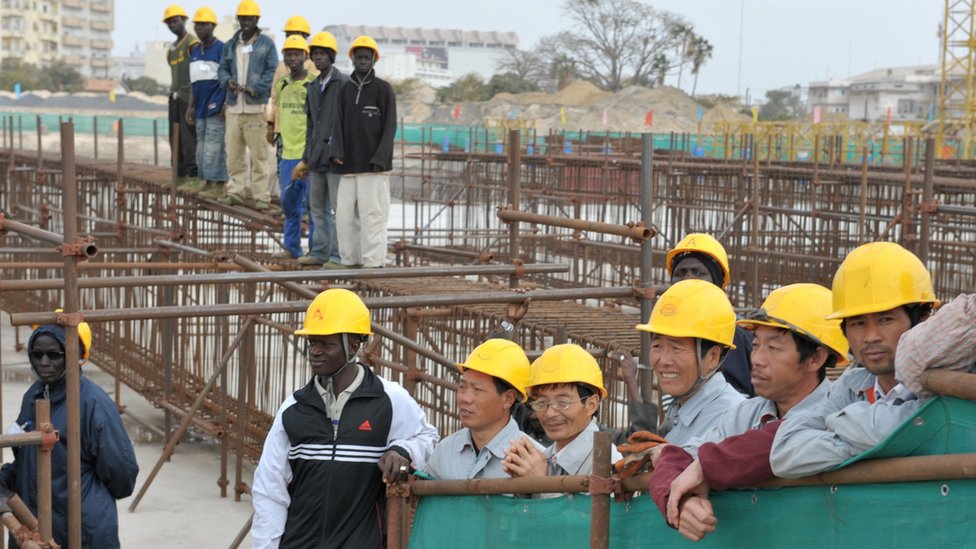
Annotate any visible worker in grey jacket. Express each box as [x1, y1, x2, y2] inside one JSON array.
[[678, 283, 848, 457], [770, 242, 939, 478], [292, 31, 348, 266], [634, 279, 744, 447]]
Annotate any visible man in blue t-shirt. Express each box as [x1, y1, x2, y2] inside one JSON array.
[[187, 7, 228, 199]]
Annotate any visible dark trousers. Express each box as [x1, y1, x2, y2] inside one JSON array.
[[169, 96, 198, 178]]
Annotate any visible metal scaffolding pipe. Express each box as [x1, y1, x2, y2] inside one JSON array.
[[497, 209, 654, 241], [0, 215, 97, 257], [0, 263, 571, 292], [11, 287, 636, 325]]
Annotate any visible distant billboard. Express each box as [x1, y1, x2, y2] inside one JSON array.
[[406, 46, 448, 69]]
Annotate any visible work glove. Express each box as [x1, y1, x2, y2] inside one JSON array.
[[266, 122, 276, 146], [614, 430, 668, 479], [291, 160, 309, 181]]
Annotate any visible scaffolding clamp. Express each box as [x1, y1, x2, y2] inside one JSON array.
[[632, 281, 658, 301], [511, 259, 525, 279], [36, 422, 58, 452], [920, 200, 940, 214], [498, 203, 515, 224], [588, 474, 620, 496], [58, 236, 96, 258], [55, 310, 84, 327]]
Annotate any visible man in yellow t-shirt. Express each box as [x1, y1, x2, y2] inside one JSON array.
[[272, 35, 317, 259]]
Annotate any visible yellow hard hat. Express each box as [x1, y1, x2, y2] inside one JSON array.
[[310, 31, 338, 53], [284, 15, 311, 35], [236, 0, 260, 17], [526, 344, 607, 399], [348, 35, 380, 61], [458, 339, 531, 401], [282, 35, 309, 53], [192, 7, 218, 25], [738, 283, 849, 366], [636, 279, 737, 348], [162, 4, 188, 22], [294, 289, 372, 337], [666, 233, 731, 288], [827, 242, 940, 320]]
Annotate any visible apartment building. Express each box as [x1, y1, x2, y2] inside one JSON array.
[[0, 0, 114, 79]]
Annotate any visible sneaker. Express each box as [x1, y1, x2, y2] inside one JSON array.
[[297, 255, 324, 266], [254, 199, 271, 210], [271, 251, 296, 260], [322, 261, 349, 270], [201, 183, 226, 199], [218, 193, 247, 206], [179, 178, 204, 192]]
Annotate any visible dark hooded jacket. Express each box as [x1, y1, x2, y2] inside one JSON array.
[[0, 325, 139, 548]]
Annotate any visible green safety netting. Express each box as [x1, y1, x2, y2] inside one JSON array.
[[408, 397, 976, 548]]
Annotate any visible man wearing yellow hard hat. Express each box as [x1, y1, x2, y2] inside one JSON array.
[[0, 320, 138, 548], [269, 35, 317, 261], [251, 289, 438, 548], [328, 35, 397, 269], [218, 0, 278, 210], [188, 7, 228, 199], [648, 283, 848, 537], [659, 242, 943, 542], [294, 31, 347, 267], [635, 279, 745, 446], [266, 15, 317, 207], [425, 339, 544, 480], [162, 5, 200, 189], [503, 344, 621, 477]]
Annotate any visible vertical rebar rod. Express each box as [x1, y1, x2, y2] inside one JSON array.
[[153, 119, 159, 166], [507, 129, 521, 288], [639, 133, 654, 393], [750, 139, 761, 305], [35, 400, 53, 544], [859, 146, 869, 244], [589, 430, 611, 549], [919, 138, 935, 262], [59, 121, 83, 549], [93, 115, 98, 160]]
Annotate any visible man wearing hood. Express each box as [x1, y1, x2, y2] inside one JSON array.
[[0, 323, 139, 548], [328, 35, 397, 269]]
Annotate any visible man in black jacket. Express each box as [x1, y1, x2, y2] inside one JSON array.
[[294, 31, 347, 266], [329, 35, 397, 269]]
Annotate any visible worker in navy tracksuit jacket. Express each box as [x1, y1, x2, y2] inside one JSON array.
[[0, 324, 139, 548], [251, 289, 438, 548]]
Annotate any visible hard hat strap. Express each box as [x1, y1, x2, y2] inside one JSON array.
[[668, 338, 724, 401]]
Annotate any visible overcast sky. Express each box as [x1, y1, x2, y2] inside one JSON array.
[[121, 0, 945, 97]]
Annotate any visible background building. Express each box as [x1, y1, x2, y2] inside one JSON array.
[[0, 0, 114, 79], [325, 24, 518, 88], [809, 65, 940, 122]]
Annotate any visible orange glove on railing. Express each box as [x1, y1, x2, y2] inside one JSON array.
[[614, 430, 668, 479]]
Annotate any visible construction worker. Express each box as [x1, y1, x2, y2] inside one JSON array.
[[328, 35, 397, 269], [666, 233, 754, 396], [163, 4, 200, 189], [293, 31, 347, 267], [635, 279, 745, 446], [270, 35, 317, 260], [251, 289, 438, 548], [502, 344, 621, 477], [425, 339, 544, 479], [187, 7, 228, 199], [218, 0, 278, 210], [658, 242, 941, 542], [648, 283, 848, 535], [0, 321, 139, 548], [266, 15, 316, 207]]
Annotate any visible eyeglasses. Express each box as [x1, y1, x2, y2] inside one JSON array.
[[528, 397, 587, 412], [29, 350, 65, 361]]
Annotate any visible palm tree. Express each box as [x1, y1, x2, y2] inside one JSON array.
[[689, 36, 714, 98]]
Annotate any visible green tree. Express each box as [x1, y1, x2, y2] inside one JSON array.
[[124, 76, 168, 96], [37, 60, 84, 92], [435, 73, 489, 103], [390, 77, 423, 98], [486, 72, 539, 97], [688, 36, 714, 97], [0, 59, 39, 92], [759, 87, 806, 121]]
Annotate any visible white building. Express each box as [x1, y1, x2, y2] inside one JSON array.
[[809, 65, 940, 122], [324, 24, 518, 88]]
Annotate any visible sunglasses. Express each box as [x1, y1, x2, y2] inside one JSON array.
[[30, 350, 66, 361]]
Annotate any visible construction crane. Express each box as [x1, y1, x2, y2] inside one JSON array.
[[937, 0, 976, 158]]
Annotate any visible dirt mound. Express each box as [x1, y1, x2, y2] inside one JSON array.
[[703, 102, 750, 124]]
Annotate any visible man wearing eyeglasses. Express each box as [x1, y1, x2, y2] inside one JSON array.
[[503, 344, 621, 478], [0, 322, 138, 548], [424, 339, 544, 480]]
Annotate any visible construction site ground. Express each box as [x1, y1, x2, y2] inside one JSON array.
[[0, 314, 255, 547]]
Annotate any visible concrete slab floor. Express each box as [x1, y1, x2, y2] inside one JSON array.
[[0, 312, 254, 548]]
